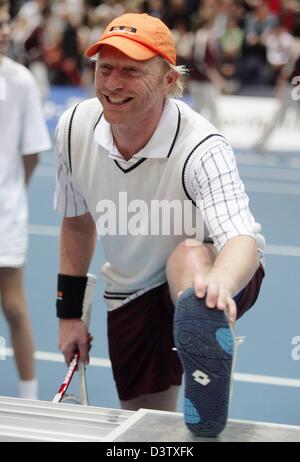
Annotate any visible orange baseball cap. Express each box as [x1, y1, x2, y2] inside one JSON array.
[[85, 13, 176, 65]]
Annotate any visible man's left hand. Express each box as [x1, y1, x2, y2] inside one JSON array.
[[193, 274, 237, 323]]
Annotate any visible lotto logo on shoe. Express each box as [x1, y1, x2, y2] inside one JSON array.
[[192, 370, 211, 386]]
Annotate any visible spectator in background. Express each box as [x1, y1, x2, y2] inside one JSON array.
[[79, 4, 115, 90], [227, 0, 246, 28], [189, 9, 228, 126], [143, 0, 166, 19], [6, 0, 20, 18], [165, 0, 189, 29], [280, 0, 300, 34], [213, 0, 234, 38], [44, 11, 83, 86], [17, 0, 49, 35], [172, 17, 194, 68], [265, 21, 294, 84], [0, 0, 51, 399], [219, 17, 244, 90], [241, 0, 278, 86], [8, 0, 300, 91], [254, 43, 300, 151], [24, 5, 56, 98]]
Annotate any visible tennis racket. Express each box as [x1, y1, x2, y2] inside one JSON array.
[[53, 273, 97, 405]]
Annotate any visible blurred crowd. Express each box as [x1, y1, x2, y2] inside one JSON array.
[[7, 0, 300, 97]]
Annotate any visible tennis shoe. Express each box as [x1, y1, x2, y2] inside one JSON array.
[[174, 288, 235, 438]]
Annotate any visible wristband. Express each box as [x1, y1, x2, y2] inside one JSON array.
[[56, 274, 88, 319]]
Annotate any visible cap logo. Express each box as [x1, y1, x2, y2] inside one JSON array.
[[109, 25, 137, 35]]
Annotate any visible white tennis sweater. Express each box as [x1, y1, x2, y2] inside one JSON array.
[[55, 98, 262, 309]]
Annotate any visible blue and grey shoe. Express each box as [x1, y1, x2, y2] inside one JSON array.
[[174, 287, 235, 438]]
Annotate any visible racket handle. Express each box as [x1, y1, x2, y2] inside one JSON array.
[[78, 273, 96, 406], [52, 353, 79, 403], [81, 273, 97, 329], [78, 361, 89, 405]]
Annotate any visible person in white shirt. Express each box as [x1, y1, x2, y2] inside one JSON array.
[[0, 0, 51, 400], [54, 13, 265, 437]]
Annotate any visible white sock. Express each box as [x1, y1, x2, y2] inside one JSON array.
[[19, 379, 38, 400]]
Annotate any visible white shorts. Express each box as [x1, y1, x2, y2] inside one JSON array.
[[0, 252, 26, 268], [0, 203, 28, 269]]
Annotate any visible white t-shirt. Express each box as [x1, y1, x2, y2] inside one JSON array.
[[0, 57, 51, 267]]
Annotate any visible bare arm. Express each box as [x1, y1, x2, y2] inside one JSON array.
[[59, 213, 97, 364], [22, 153, 39, 185], [195, 236, 260, 322], [188, 141, 263, 322], [60, 213, 97, 275], [206, 235, 259, 296]]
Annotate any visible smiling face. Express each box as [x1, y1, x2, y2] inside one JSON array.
[[0, 3, 11, 59], [94, 45, 175, 128]]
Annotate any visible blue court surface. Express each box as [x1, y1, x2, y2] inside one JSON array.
[[0, 87, 299, 427]]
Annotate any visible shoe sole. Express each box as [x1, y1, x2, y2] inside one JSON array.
[[174, 288, 235, 438]]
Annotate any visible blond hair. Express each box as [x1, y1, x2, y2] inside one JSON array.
[[167, 63, 189, 98], [159, 57, 189, 98]]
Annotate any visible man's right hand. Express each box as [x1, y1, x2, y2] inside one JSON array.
[[59, 318, 93, 365]]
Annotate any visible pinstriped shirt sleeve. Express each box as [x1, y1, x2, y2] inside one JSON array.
[[53, 113, 88, 217], [185, 140, 263, 252]]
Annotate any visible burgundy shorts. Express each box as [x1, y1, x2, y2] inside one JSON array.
[[107, 264, 265, 401]]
